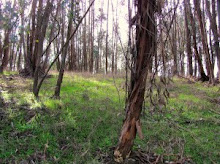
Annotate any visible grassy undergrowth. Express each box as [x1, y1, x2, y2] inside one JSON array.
[[0, 72, 220, 163]]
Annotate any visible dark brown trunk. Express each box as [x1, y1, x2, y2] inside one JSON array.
[[0, 35, 2, 61], [172, 1, 178, 76], [54, 1, 74, 98], [206, 0, 220, 80], [114, 0, 156, 162], [43, 0, 61, 71], [187, 0, 208, 81], [0, 30, 10, 73], [26, 0, 37, 75], [184, 0, 193, 76], [218, 0, 220, 35], [194, 0, 214, 83], [69, 36, 77, 71], [83, 0, 87, 71], [105, 0, 109, 74], [33, 0, 53, 97], [160, 19, 166, 76], [89, 1, 94, 73]]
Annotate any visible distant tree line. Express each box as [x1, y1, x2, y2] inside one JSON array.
[[0, 0, 220, 96]]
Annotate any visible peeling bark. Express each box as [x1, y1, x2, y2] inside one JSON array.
[[114, 0, 156, 162]]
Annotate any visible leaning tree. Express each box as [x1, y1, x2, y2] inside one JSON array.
[[114, 0, 157, 162]]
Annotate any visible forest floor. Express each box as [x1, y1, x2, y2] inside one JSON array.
[[0, 72, 220, 163]]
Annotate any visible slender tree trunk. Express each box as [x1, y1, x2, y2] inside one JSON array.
[[17, 46, 22, 71], [13, 46, 18, 71], [33, 0, 53, 97], [206, 0, 220, 80], [89, 1, 94, 73], [43, 1, 60, 71], [194, 0, 214, 83], [0, 35, 2, 62], [9, 43, 15, 71], [19, 0, 27, 71], [0, 30, 10, 73], [111, 0, 115, 74], [105, 0, 109, 74], [115, 0, 118, 74], [184, 0, 193, 76], [54, 1, 74, 98], [69, 35, 77, 71], [26, 0, 37, 75], [114, 0, 156, 162], [83, 0, 87, 71], [160, 19, 166, 76], [187, 0, 209, 81], [187, 0, 208, 81]]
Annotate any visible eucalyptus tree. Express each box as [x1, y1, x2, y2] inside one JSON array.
[[114, 0, 157, 162]]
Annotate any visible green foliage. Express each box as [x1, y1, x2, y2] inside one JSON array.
[[0, 73, 219, 163]]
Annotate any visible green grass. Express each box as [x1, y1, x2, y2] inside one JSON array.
[[0, 72, 220, 163]]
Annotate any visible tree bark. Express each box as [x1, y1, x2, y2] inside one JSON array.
[[194, 0, 214, 83], [206, 0, 220, 80], [114, 0, 156, 162], [54, 1, 74, 98], [105, 0, 110, 74], [0, 30, 10, 73], [217, 0, 220, 36], [184, 0, 193, 76], [187, 0, 208, 81], [89, 0, 94, 73], [33, 0, 53, 97], [43, 0, 61, 71], [83, 0, 88, 71]]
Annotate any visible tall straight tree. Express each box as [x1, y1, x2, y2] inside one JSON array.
[[83, 0, 87, 71], [171, 0, 178, 75], [187, 0, 208, 81], [184, 0, 193, 76], [218, 0, 220, 35], [54, 1, 74, 98], [114, 0, 156, 162], [33, 0, 53, 97], [194, 0, 214, 83], [89, 0, 94, 73], [205, 0, 220, 80], [105, 0, 109, 74], [0, 0, 17, 73]]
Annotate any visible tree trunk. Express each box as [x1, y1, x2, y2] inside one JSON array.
[[184, 0, 193, 76], [33, 0, 53, 97], [206, 0, 220, 80], [89, 1, 94, 73], [9, 43, 15, 71], [114, 0, 156, 162], [171, 0, 178, 76], [83, 0, 87, 71], [0, 30, 10, 73], [105, 0, 109, 74], [26, 0, 37, 75], [218, 0, 220, 35], [187, 0, 208, 81], [194, 0, 214, 83], [43, 0, 61, 71], [160, 19, 166, 76], [54, 1, 74, 98]]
